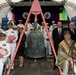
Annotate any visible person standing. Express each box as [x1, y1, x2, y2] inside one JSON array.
[[69, 22, 76, 41], [56, 31, 76, 75], [52, 21, 64, 69], [49, 21, 57, 36], [0, 32, 10, 75], [44, 27, 53, 56], [17, 20, 24, 29], [5, 21, 18, 69], [17, 25, 26, 67], [27, 19, 34, 34], [49, 21, 57, 56]]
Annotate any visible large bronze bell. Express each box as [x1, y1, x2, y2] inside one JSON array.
[[27, 22, 45, 58]]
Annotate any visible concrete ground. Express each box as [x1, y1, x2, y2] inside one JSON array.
[[9, 57, 60, 75]]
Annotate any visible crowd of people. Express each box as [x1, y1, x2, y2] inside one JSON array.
[[0, 19, 76, 75]]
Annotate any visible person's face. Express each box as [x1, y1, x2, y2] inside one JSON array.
[[52, 21, 55, 24], [42, 23, 44, 26], [0, 35, 6, 40], [69, 22, 75, 29], [8, 24, 13, 29], [64, 34, 71, 41], [57, 22, 62, 28]]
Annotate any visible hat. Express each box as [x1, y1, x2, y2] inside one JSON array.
[[63, 31, 71, 35], [7, 21, 14, 26], [52, 21, 55, 23], [18, 20, 22, 22], [0, 31, 6, 36]]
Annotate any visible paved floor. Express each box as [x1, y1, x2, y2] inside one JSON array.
[[9, 57, 60, 75]]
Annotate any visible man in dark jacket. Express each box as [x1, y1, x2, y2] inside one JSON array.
[[69, 22, 76, 41], [52, 21, 64, 69]]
